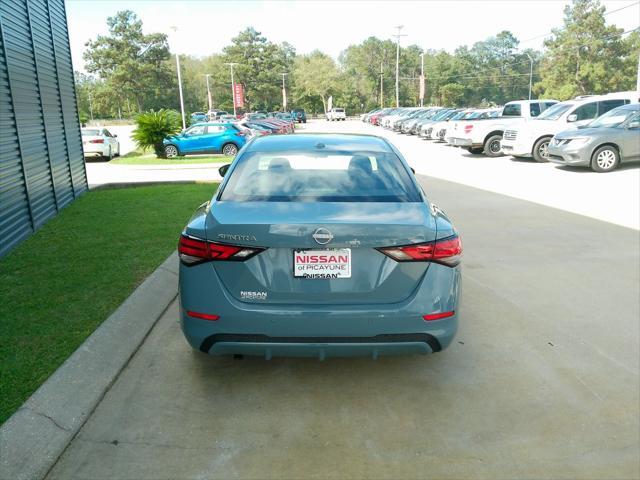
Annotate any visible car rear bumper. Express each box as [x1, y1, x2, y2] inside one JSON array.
[[446, 137, 472, 147], [179, 262, 460, 358], [197, 333, 442, 359]]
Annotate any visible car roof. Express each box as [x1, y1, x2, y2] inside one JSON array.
[[574, 91, 639, 103], [244, 133, 393, 153], [504, 99, 559, 105]]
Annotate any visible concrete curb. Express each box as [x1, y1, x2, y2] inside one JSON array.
[[89, 180, 218, 190], [0, 252, 179, 480]]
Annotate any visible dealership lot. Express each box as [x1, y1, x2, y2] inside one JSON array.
[[46, 124, 639, 479], [87, 120, 640, 229], [308, 120, 640, 229]]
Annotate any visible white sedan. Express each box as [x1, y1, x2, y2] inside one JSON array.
[[81, 127, 120, 160]]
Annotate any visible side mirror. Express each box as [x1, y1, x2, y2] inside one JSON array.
[[410, 167, 415, 174], [218, 163, 231, 177], [567, 114, 578, 123]]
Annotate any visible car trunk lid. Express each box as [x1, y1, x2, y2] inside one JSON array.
[[206, 201, 436, 305]]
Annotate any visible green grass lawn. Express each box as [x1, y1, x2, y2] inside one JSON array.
[[0, 183, 218, 424], [110, 150, 233, 165]]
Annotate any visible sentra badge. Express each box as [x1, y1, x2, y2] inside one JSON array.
[[218, 233, 257, 242]]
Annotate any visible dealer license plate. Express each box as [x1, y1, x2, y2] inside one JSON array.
[[293, 249, 351, 279]]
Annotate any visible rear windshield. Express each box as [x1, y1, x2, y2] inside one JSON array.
[[220, 151, 421, 202], [82, 129, 100, 136], [335, 108, 345, 112], [502, 104, 522, 116]]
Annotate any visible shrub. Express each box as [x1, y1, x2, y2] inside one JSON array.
[[132, 109, 182, 158]]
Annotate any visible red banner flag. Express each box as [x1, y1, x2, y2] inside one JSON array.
[[233, 83, 244, 109]]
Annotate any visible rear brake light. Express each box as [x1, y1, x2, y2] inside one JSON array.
[[89, 139, 104, 143], [187, 311, 220, 321], [178, 234, 265, 265], [464, 125, 473, 133], [423, 311, 455, 321], [377, 235, 462, 267]]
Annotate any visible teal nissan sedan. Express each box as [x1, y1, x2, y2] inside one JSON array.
[[178, 134, 462, 359]]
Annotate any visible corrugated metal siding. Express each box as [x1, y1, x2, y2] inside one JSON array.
[[0, 26, 33, 254], [49, 0, 85, 195], [0, 0, 87, 257]]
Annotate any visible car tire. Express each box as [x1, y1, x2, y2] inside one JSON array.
[[104, 147, 113, 162], [483, 135, 503, 157], [222, 143, 238, 157], [164, 144, 179, 158], [532, 136, 552, 163], [591, 145, 620, 173]]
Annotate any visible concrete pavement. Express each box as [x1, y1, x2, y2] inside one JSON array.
[[44, 176, 640, 480], [86, 162, 223, 188]]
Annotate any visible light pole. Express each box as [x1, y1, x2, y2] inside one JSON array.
[[526, 53, 534, 100], [636, 52, 640, 97], [379, 62, 384, 109], [88, 88, 94, 122], [393, 25, 406, 108], [225, 62, 238, 117], [281, 72, 288, 111], [204, 74, 213, 112], [419, 53, 425, 107], [169, 26, 186, 130]]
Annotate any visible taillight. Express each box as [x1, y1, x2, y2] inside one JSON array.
[[178, 234, 265, 265], [464, 124, 473, 133], [423, 311, 455, 321], [89, 139, 104, 144], [187, 311, 220, 321], [377, 235, 462, 267]]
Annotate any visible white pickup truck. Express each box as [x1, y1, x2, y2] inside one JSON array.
[[446, 99, 558, 156], [500, 91, 638, 162], [326, 108, 346, 121]]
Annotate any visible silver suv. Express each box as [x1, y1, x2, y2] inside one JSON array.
[[547, 104, 640, 172]]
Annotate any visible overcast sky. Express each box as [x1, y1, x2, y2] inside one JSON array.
[[67, 0, 640, 72]]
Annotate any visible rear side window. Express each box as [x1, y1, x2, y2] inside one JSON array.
[[530, 103, 541, 117], [573, 102, 598, 121], [82, 129, 100, 136], [598, 99, 627, 116], [502, 104, 522, 116], [220, 151, 421, 202]]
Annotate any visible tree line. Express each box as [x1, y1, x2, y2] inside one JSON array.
[[75, 0, 639, 121]]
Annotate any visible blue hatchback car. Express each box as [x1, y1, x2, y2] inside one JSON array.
[[178, 134, 462, 359], [163, 122, 247, 157]]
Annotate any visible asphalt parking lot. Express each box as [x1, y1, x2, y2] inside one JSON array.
[[46, 123, 639, 479]]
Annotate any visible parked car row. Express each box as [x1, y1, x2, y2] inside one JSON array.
[[362, 90, 639, 172], [163, 111, 299, 158]]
